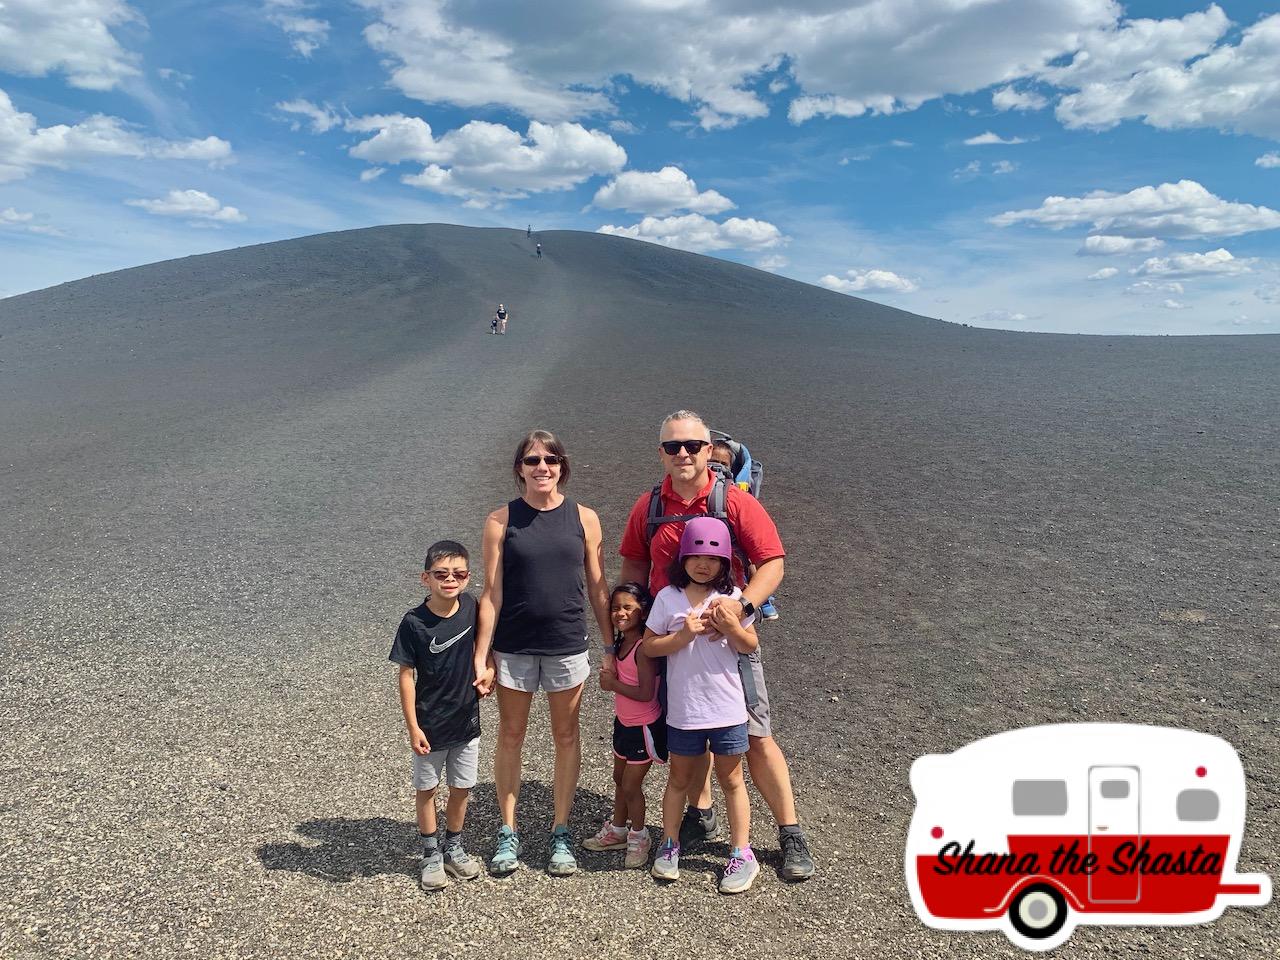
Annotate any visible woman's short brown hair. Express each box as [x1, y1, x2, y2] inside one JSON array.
[[512, 429, 570, 490]]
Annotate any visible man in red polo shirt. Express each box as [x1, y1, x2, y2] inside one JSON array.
[[619, 409, 815, 881]]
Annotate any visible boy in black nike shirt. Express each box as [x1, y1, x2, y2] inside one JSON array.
[[390, 540, 485, 890]]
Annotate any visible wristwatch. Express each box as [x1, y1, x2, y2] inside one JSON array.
[[740, 599, 757, 621]]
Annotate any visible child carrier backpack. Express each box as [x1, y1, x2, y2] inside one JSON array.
[[643, 428, 766, 706]]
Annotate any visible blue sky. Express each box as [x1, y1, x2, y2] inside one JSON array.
[[2, 1, 1279, 334]]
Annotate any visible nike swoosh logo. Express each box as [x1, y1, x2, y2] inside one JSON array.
[[429, 626, 472, 654]]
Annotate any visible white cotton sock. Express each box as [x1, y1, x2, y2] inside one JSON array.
[[628, 826, 648, 838], [608, 822, 628, 836]]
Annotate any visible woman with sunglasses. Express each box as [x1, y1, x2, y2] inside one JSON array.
[[473, 429, 611, 878]]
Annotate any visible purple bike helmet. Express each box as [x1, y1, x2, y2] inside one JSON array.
[[678, 517, 733, 561]]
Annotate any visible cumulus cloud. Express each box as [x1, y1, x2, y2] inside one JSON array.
[[1078, 235, 1164, 256], [1087, 267, 1119, 280], [964, 131, 1027, 145], [819, 268, 918, 294], [1126, 280, 1184, 295], [1053, 10, 1280, 139], [1258, 153, 1280, 168], [991, 180, 1280, 239], [596, 213, 785, 253], [276, 99, 342, 133], [992, 160, 1017, 175], [125, 189, 246, 223], [973, 309, 1031, 325], [1131, 248, 1253, 277], [1161, 299, 1188, 310], [992, 86, 1048, 111], [591, 166, 734, 215], [0, 89, 232, 182], [349, 115, 625, 203], [359, 167, 385, 182], [264, 0, 329, 57], [756, 254, 788, 271], [0, 0, 141, 90]]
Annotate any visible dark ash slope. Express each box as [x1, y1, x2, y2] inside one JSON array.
[[2, 225, 1276, 960]]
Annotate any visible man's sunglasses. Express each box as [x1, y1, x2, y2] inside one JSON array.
[[429, 569, 470, 582], [521, 455, 564, 466], [660, 439, 710, 455]]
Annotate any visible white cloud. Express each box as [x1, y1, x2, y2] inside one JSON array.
[[992, 160, 1017, 175], [125, 189, 246, 223], [991, 180, 1280, 239], [1131, 248, 1253, 277], [596, 213, 784, 252], [819, 268, 918, 294], [359, 167, 385, 182], [608, 120, 638, 135], [0, 89, 233, 182], [1255, 283, 1280, 303], [1053, 11, 1280, 139], [1087, 267, 1119, 280], [265, 0, 330, 57], [992, 86, 1048, 111], [973, 309, 1031, 325], [1257, 153, 1280, 169], [0, 207, 32, 224], [354, 0, 1119, 128], [592, 166, 734, 215], [0, 0, 141, 90], [349, 115, 626, 203], [1078, 235, 1164, 256], [276, 99, 341, 133], [1126, 280, 1184, 295], [964, 131, 1027, 145], [1161, 299, 1188, 310], [1232, 314, 1271, 326], [157, 67, 192, 87], [953, 160, 981, 180], [756, 254, 788, 271]]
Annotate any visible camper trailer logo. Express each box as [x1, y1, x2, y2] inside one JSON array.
[[906, 724, 1271, 951]]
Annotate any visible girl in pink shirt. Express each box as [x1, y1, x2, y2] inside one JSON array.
[[642, 518, 760, 894], [582, 582, 665, 868]]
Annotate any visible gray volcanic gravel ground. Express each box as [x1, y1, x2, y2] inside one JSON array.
[[1, 225, 1277, 959]]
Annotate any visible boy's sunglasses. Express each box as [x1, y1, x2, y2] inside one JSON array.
[[429, 570, 470, 582], [660, 439, 710, 455], [521, 455, 564, 466]]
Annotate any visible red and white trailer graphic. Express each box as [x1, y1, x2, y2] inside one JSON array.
[[906, 724, 1271, 950]]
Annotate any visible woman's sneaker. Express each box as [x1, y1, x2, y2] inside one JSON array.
[[650, 838, 680, 881], [719, 847, 760, 895], [442, 842, 481, 880], [582, 820, 628, 851], [624, 828, 652, 869], [547, 825, 578, 876], [420, 848, 448, 891], [489, 825, 521, 876]]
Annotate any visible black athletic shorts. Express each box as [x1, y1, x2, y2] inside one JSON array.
[[613, 716, 668, 765]]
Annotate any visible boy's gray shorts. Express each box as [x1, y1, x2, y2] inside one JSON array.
[[745, 650, 772, 739], [494, 650, 590, 693], [412, 737, 480, 791]]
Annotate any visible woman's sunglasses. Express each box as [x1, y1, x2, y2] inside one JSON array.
[[521, 455, 564, 466], [429, 569, 470, 582], [660, 439, 710, 455]]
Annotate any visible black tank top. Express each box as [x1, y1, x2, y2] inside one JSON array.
[[493, 497, 589, 656]]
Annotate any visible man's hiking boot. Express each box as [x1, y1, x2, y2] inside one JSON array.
[[779, 826, 816, 880], [547, 825, 578, 876], [489, 825, 521, 876], [678, 805, 720, 849]]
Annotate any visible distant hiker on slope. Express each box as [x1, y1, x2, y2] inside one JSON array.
[[618, 409, 816, 882], [473, 430, 612, 878], [492, 304, 507, 335], [527, 224, 532, 238], [536, 242, 542, 258]]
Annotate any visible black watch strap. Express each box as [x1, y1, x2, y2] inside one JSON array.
[[740, 599, 757, 619]]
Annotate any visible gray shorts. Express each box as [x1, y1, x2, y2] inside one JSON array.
[[495, 650, 591, 693], [745, 649, 772, 739], [412, 737, 480, 791]]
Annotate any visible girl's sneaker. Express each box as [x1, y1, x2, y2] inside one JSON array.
[[582, 820, 628, 851], [650, 838, 680, 881], [719, 847, 760, 895], [624, 828, 652, 869]]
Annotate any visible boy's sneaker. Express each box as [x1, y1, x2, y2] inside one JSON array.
[[582, 820, 628, 851], [650, 838, 680, 881], [547, 825, 578, 876], [678, 805, 720, 849], [760, 599, 780, 621], [624, 828, 652, 869], [779, 826, 816, 880], [442, 842, 481, 880], [489, 825, 521, 876], [719, 847, 760, 895], [420, 848, 448, 891]]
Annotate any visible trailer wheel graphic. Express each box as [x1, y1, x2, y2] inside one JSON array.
[[1009, 884, 1069, 942]]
